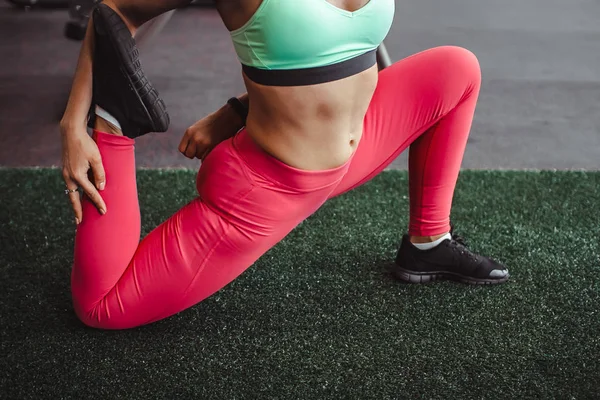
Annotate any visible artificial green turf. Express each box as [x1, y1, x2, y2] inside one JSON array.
[[1, 168, 599, 399]]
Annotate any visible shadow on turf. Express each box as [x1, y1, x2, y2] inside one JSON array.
[[7, 247, 439, 336]]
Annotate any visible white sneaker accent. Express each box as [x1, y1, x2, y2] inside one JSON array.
[[489, 269, 509, 278], [413, 232, 452, 250]]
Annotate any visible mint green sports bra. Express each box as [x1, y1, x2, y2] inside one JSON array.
[[230, 0, 395, 86]]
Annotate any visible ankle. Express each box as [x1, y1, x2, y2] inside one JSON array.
[[95, 116, 123, 136], [410, 233, 448, 244]]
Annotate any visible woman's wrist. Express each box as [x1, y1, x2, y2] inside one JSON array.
[[60, 116, 88, 135], [219, 98, 246, 131], [226, 97, 248, 125]]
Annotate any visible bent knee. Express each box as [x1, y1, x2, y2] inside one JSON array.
[[434, 46, 482, 87], [73, 300, 105, 329], [73, 300, 135, 330], [73, 306, 101, 329]]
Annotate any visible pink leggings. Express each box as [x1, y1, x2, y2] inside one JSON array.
[[72, 46, 481, 329]]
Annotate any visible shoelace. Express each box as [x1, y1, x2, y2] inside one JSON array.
[[448, 229, 479, 263]]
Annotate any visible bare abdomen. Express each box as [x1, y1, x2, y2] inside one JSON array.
[[243, 65, 379, 170]]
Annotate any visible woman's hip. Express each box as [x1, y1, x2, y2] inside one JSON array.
[[195, 129, 352, 234]]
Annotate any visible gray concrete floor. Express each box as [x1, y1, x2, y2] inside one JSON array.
[[1, 0, 599, 169]]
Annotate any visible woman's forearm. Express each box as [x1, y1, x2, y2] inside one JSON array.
[[60, 16, 95, 131]]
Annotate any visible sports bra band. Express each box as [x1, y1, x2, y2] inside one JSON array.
[[242, 49, 377, 87]]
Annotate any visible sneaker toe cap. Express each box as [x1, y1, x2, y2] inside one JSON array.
[[489, 268, 509, 279]]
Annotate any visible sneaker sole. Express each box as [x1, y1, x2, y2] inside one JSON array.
[[95, 5, 169, 133], [394, 266, 510, 285]]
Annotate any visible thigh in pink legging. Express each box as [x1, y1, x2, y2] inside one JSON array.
[[329, 46, 482, 236], [72, 130, 349, 329]]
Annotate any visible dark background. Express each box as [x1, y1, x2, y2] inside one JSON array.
[[1, 0, 599, 168]]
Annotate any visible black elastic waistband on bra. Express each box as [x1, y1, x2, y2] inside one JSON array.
[[242, 49, 377, 87]]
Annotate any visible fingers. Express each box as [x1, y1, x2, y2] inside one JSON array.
[[90, 155, 106, 191], [63, 174, 83, 225], [179, 132, 199, 159], [178, 133, 190, 155], [184, 140, 197, 159], [180, 128, 214, 160], [77, 174, 107, 216], [62, 170, 107, 225]]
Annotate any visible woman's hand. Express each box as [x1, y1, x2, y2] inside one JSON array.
[[179, 106, 244, 161], [61, 125, 107, 224]]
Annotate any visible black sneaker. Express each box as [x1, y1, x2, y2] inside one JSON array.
[[394, 228, 509, 285], [87, 3, 169, 138]]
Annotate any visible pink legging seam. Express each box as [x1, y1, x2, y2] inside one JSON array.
[[180, 215, 233, 299]]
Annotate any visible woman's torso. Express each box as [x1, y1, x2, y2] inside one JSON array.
[[216, 0, 395, 170]]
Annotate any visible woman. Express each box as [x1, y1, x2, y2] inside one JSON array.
[[60, 0, 509, 330]]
